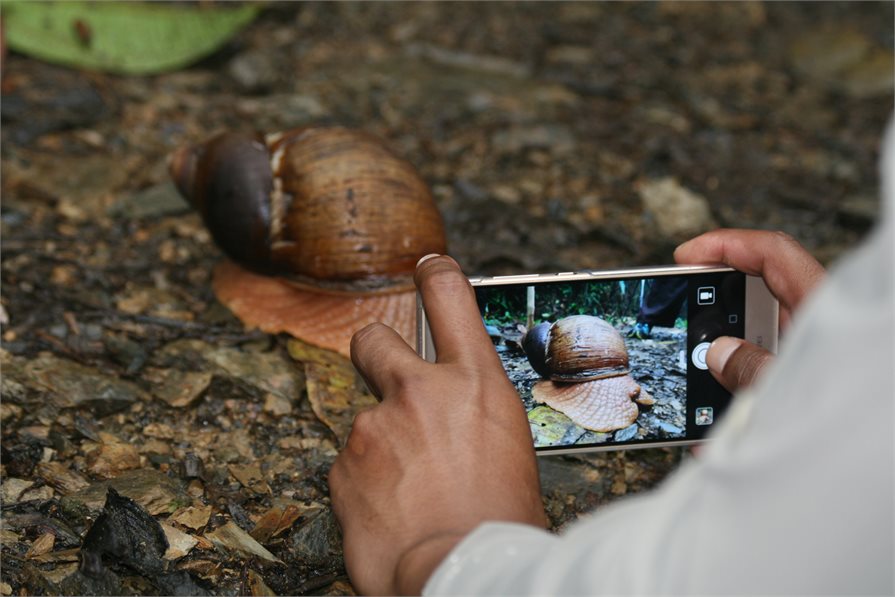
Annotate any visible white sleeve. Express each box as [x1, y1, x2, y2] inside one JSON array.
[[425, 121, 895, 596]]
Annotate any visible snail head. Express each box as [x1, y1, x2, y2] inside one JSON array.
[[169, 132, 275, 273]]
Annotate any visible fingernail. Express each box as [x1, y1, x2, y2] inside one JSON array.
[[416, 253, 440, 267], [673, 239, 693, 254], [707, 336, 743, 372]]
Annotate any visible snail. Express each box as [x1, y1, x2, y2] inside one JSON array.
[[169, 126, 447, 357], [523, 315, 655, 432]]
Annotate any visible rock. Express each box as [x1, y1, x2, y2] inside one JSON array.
[[109, 182, 190, 219], [80, 488, 168, 578], [614, 424, 639, 442], [1, 478, 34, 503], [789, 28, 871, 79], [228, 48, 279, 93], [788, 27, 895, 99], [262, 392, 293, 417], [0, 62, 109, 145], [638, 177, 717, 243], [491, 124, 576, 155], [838, 49, 895, 99], [64, 469, 190, 515], [405, 42, 531, 78], [287, 508, 343, 568], [22, 353, 145, 417], [205, 521, 283, 564], [838, 195, 881, 228], [545, 45, 593, 66], [657, 421, 684, 436]]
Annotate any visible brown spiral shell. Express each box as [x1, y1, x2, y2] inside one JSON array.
[[525, 315, 630, 382], [170, 125, 447, 294]]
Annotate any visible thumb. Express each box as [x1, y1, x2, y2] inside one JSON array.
[[706, 336, 774, 393]]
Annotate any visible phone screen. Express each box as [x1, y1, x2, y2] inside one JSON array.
[[474, 271, 745, 452]]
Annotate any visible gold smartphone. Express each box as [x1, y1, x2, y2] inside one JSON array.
[[417, 265, 778, 454]]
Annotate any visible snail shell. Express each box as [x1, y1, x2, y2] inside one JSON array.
[[170, 126, 447, 294], [523, 315, 630, 382], [523, 315, 655, 433]]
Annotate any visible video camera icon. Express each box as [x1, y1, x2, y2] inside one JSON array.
[[697, 286, 716, 305]]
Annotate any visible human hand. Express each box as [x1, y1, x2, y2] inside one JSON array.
[[329, 255, 547, 596], [674, 230, 825, 393]]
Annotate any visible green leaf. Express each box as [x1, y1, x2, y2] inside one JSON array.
[[2, 1, 259, 75]]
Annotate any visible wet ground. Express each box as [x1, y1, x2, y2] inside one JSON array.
[[1, 2, 893, 595]]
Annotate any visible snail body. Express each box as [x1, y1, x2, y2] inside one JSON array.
[[170, 126, 447, 294], [169, 126, 447, 357], [523, 315, 654, 432]]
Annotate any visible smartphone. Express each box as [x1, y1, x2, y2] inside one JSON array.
[[417, 265, 778, 454]]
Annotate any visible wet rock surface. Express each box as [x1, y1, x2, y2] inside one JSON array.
[[1, 3, 892, 594]]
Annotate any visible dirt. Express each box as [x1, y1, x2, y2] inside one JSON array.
[[1, 2, 892, 595]]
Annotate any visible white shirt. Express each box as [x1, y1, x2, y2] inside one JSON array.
[[426, 123, 894, 595]]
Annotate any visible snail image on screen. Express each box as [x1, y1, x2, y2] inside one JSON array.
[[169, 126, 447, 357], [523, 315, 655, 432]]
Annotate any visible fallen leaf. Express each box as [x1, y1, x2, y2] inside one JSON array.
[[169, 505, 213, 531], [205, 521, 282, 564], [85, 440, 141, 479], [145, 368, 213, 408], [291, 340, 377, 447], [26, 532, 55, 558], [228, 463, 270, 495], [250, 504, 304, 544], [35, 462, 89, 495], [161, 523, 198, 560]]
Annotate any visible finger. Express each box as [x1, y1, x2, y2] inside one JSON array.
[[674, 229, 825, 312], [351, 322, 423, 401], [414, 255, 496, 365], [706, 335, 774, 393]]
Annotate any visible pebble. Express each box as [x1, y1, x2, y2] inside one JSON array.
[[657, 421, 684, 436], [838, 195, 881, 228], [638, 177, 717, 243], [405, 42, 531, 78], [110, 182, 190, 219], [491, 124, 576, 155], [228, 48, 279, 93], [614, 424, 639, 442], [1, 478, 34, 503], [287, 508, 343, 567]]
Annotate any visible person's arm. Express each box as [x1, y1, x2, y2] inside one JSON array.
[[328, 254, 547, 596], [330, 232, 828, 595], [421, 223, 891, 595], [674, 229, 825, 392]]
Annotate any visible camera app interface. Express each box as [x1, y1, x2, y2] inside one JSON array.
[[475, 272, 745, 451]]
